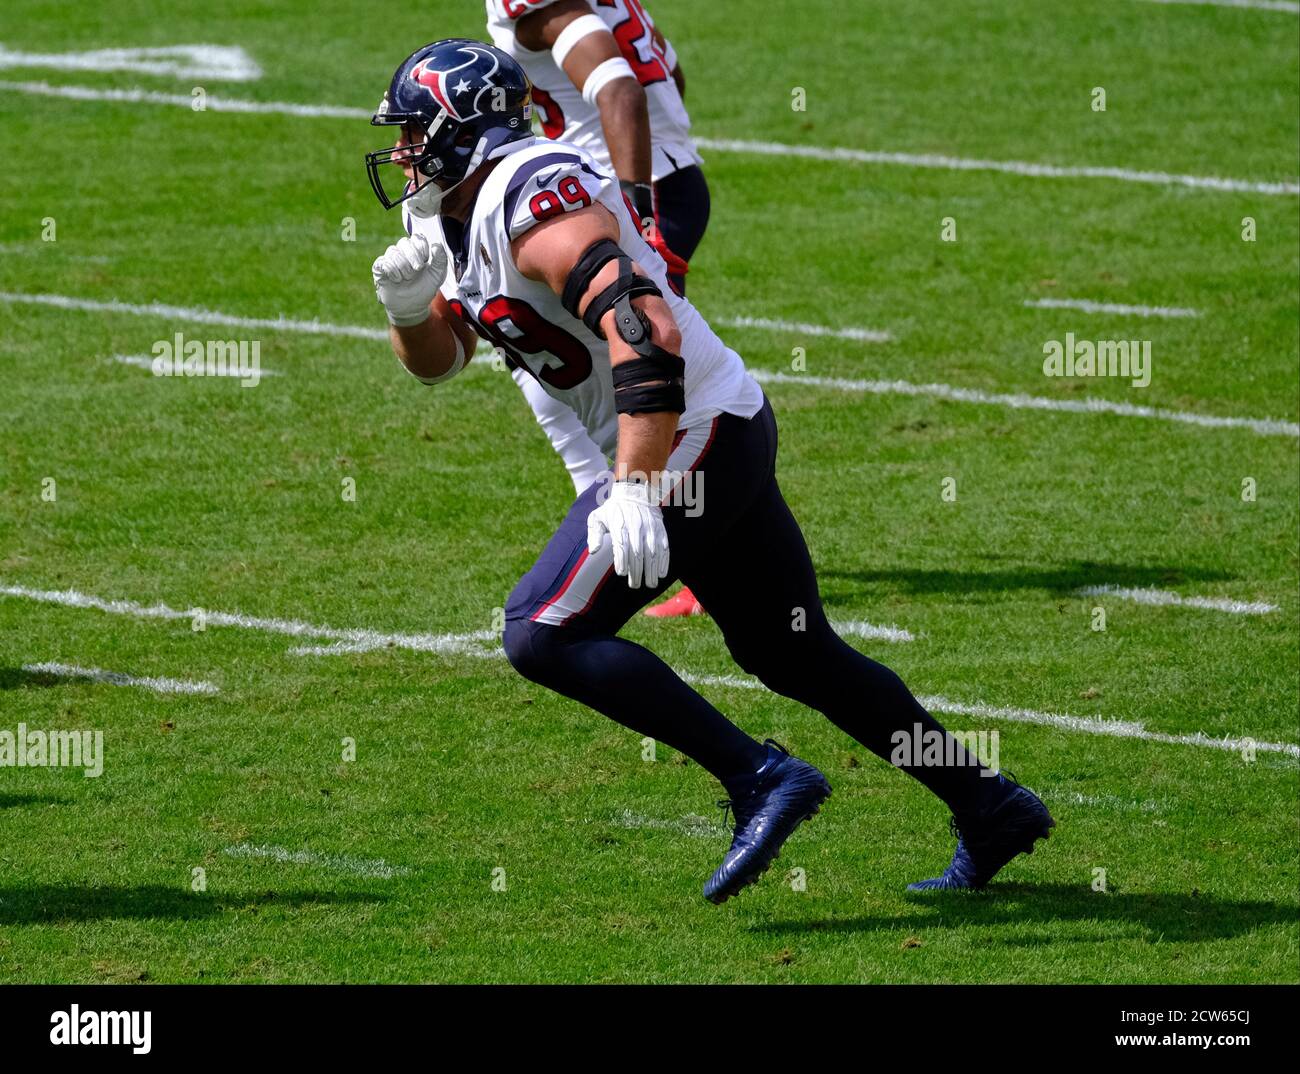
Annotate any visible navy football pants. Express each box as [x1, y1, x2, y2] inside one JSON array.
[[654, 164, 710, 295], [503, 397, 995, 813]]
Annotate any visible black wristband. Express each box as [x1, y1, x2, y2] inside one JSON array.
[[619, 180, 655, 228]]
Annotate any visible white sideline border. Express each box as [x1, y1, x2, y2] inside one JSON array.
[[0, 78, 1296, 197], [3, 290, 1294, 438], [22, 660, 219, 695], [1077, 584, 1279, 615]]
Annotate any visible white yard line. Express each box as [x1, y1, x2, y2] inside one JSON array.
[[693, 137, 1300, 198], [1077, 584, 1279, 615], [917, 694, 1296, 757], [1, 79, 1295, 196], [0, 292, 885, 350], [5, 291, 1293, 437], [1136, 0, 1299, 13], [5, 581, 1293, 757], [1024, 298, 1201, 319], [0, 44, 261, 81], [747, 369, 1300, 438], [21, 661, 219, 695], [222, 842, 411, 879], [285, 633, 495, 655], [679, 672, 1300, 758], [0, 583, 499, 658], [112, 353, 279, 378]]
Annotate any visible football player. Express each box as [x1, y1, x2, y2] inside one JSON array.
[[366, 40, 1055, 902], [485, 0, 703, 291], [484, 0, 709, 618]]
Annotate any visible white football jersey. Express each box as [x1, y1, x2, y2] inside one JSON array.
[[484, 0, 701, 182], [403, 139, 760, 456]]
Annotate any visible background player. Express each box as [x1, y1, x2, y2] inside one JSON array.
[[484, 0, 709, 616], [366, 40, 1055, 902]]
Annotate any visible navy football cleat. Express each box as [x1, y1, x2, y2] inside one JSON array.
[[907, 772, 1055, 891], [704, 740, 831, 905]]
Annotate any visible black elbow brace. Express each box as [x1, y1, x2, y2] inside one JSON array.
[[563, 238, 685, 415], [562, 237, 660, 337]]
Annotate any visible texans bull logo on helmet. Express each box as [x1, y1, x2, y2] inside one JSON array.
[[366, 39, 534, 211], [409, 45, 501, 124]]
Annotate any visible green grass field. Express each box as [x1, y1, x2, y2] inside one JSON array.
[[0, 0, 1297, 983]]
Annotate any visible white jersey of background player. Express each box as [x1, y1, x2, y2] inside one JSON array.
[[485, 0, 701, 182], [402, 138, 757, 455]]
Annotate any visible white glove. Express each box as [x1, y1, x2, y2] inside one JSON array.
[[371, 234, 448, 326], [587, 480, 670, 590]]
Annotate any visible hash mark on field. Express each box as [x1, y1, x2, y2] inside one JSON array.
[[678, 673, 1300, 758], [1043, 789, 1166, 813], [0, 583, 498, 659], [713, 315, 892, 343], [678, 673, 762, 690], [832, 619, 916, 643], [1024, 298, 1201, 319], [748, 369, 1300, 438], [1077, 585, 1279, 615], [611, 810, 726, 838], [1, 80, 1295, 196], [21, 661, 218, 695], [222, 842, 411, 879], [111, 353, 279, 378], [1135, 0, 1299, 14]]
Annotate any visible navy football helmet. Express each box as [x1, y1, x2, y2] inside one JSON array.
[[366, 39, 533, 212]]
